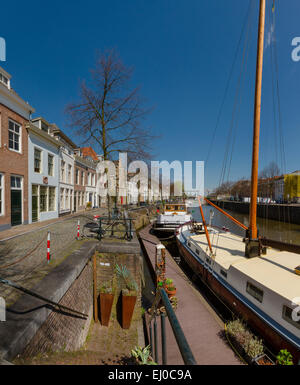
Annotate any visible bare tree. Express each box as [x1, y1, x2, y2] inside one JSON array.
[[259, 162, 280, 179], [65, 49, 154, 162]]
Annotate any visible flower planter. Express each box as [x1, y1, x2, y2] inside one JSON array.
[[99, 293, 114, 326], [122, 293, 137, 329], [252, 354, 275, 366], [166, 287, 177, 298]]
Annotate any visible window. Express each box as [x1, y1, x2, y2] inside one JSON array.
[[61, 161, 65, 182], [8, 120, 21, 152], [246, 282, 264, 303], [0, 174, 3, 215], [282, 305, 300, 330], [76, 169, 79, 185], [34, 148, 42, 173], [81, 171, 84, 186], [11, 176, 21, 189], [220, 269, 227, 279], [48, 187, 55, 211], [0, 73, 9, 87], [60, 188, 64, 210], [196, 249, 200, 255], [41, 122, 49, 133], [40, 186, 47, 212], [48, 154, 54, 176], [187, 242, 191, 247], [66, 189, 69, 209], [206, 258, 211, 265], [68, 165, 72, 183]]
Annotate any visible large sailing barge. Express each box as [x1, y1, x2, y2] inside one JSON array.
[[176, 0, 300, 361]]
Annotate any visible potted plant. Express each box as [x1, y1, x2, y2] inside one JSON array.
[[99, 281, 114, 326], [131, 345, 157, 365], [86, 201, 92, 210], [165, 278, 176, 298], [276, 349, 294, 365], [116, 264, 139, 329]]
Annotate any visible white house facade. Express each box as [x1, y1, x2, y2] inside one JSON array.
[[27, 117, 60, 224], [50, 125, 76, 215]]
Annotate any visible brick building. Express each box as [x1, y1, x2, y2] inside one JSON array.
[[0, 66, 35, 231]]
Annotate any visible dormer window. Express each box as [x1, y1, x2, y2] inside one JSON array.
[[0, 72, 9, 87], [41, 122, 49, 133]]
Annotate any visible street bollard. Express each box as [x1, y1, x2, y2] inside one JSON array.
[[77, 220, 80, 240], [47, 231, 51, 263]]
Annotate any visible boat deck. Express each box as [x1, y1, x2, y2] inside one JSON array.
[[188, 229, 300, 302]]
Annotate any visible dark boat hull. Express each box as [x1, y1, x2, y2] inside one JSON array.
[[176, 237, 300, 362]]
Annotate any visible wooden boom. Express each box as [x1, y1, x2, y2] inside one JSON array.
[[204, 198, 248, 231]]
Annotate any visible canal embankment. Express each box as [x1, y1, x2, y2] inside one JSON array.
[[210, 199, 300, 225]]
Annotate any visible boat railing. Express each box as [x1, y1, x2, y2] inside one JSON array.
[[146, 288, 197, 365]]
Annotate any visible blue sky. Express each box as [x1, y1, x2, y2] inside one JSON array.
[[1, 0, 300, 191]]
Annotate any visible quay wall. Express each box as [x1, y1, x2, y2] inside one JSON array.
[[210, 200, 300, 225]]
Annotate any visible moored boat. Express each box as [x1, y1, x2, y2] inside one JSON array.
[[152, 202, 192, 233], [176, 0, 300, 362]]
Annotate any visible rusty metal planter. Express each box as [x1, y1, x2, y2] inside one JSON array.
[[99, 293, 114, 326], [122, 294, 136, 329]]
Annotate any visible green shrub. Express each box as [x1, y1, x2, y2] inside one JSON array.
[[276, 349, 293, 365]]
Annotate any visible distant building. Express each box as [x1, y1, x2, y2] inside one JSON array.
[[27, 117, 60, 224], [284, 171, 300, 203], [0, 66, 35, 231], [274, 175, 284, 202]]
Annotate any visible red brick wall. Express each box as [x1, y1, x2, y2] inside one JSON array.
[[20, 261, 93, 357], [0, 104, 29, 229]]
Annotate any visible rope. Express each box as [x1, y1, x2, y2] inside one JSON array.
[[205, 0, 253, 166], [0, 233, 48, 269]]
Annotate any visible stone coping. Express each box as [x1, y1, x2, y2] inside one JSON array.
[[0, 241, 98, 361]]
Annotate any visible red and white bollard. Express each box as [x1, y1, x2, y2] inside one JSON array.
[[47, 231, 51, 263], [77, 220, 80, 240]]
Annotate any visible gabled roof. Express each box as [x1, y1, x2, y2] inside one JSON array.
[[80, 147, 99, 161]]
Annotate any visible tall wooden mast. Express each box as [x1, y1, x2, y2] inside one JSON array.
[[245, 0, 266, 257], [248, 0, 266, 254]]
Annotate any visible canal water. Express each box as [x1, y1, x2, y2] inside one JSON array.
[[188, 204, 300, 245]]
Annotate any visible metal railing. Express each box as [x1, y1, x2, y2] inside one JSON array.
[[147, 288, 197, 365]]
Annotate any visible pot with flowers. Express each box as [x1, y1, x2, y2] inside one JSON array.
[[116, 263, 139, 329], [99, 280, 114, 326], [165, 278, 176, 298]]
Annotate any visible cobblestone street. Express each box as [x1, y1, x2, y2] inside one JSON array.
[[0, 209, 106, 307]]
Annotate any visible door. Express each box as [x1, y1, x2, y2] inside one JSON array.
[[32, 185, 39, 222], [11, 190, 22, 226], [74, 193, 77, 212]]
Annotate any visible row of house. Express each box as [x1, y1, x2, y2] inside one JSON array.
[[0, 66, 163, 232], [0, 66, 105, 232]]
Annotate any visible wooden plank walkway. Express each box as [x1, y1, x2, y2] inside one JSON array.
[[139, 224, 242, 365]]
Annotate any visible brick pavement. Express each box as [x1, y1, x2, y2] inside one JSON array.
[[0, 209, 106, 307]]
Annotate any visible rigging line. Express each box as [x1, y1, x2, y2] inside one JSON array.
[[220, 0, 254, 187], [205, 0, 253, 166], [226, 9, 254, 184]]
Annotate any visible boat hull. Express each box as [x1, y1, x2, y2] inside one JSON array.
[[176, 237, 300, 362]]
